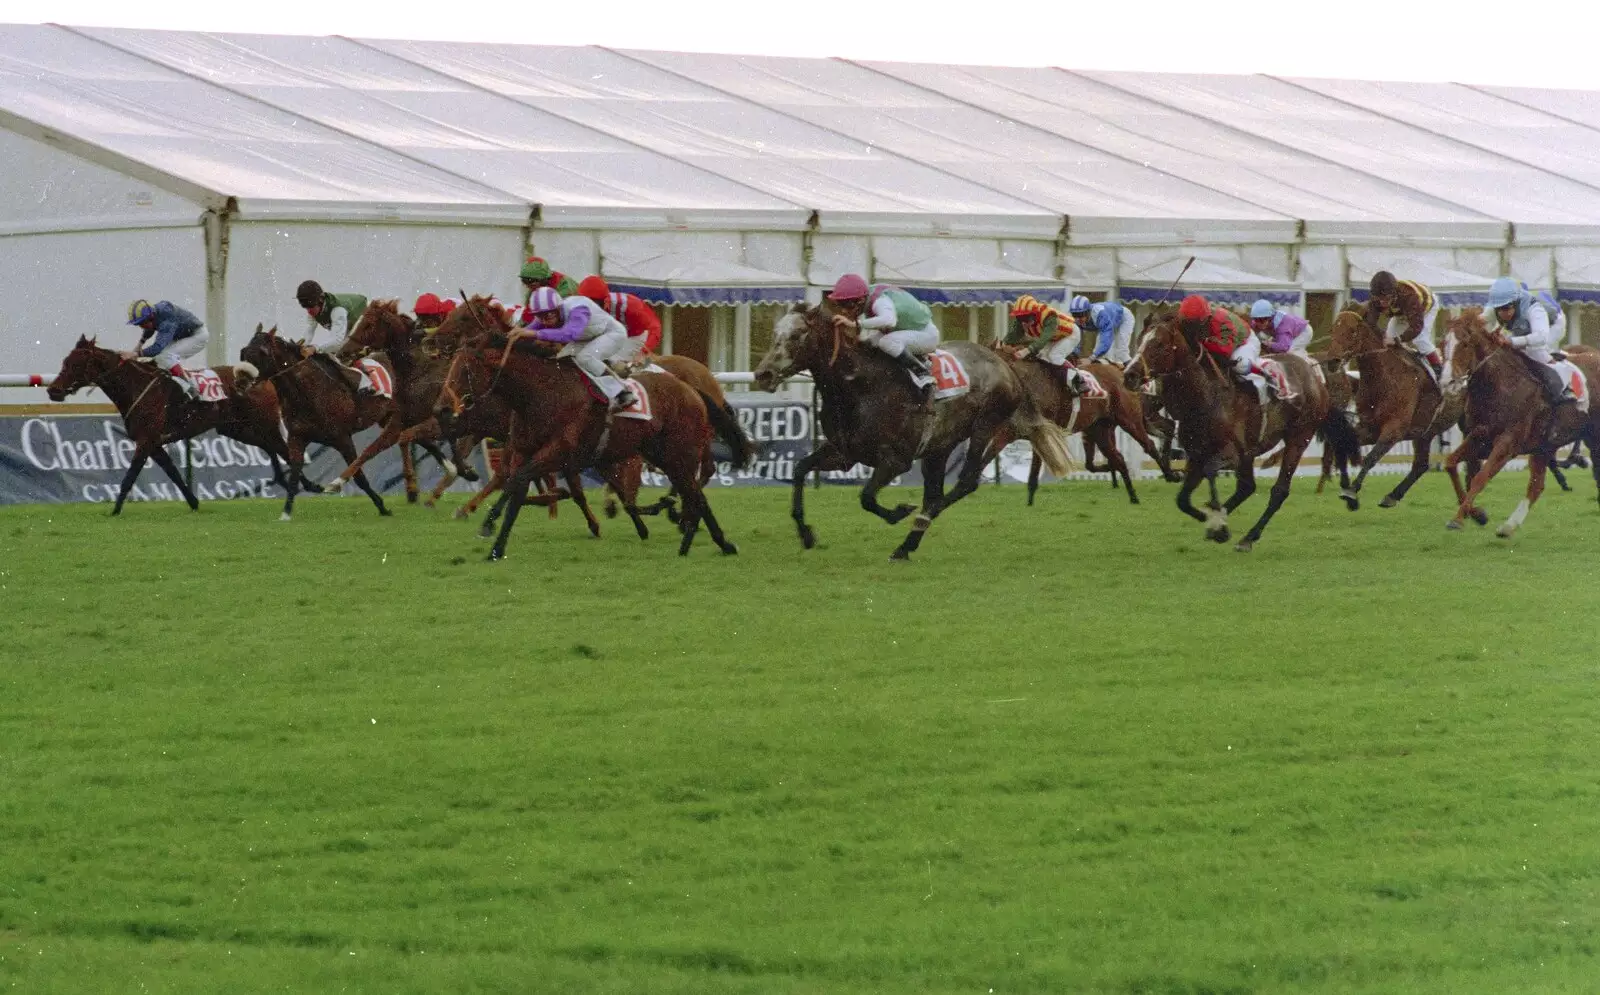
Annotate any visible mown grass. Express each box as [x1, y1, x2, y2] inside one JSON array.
[[2, 471, 1599, 993]]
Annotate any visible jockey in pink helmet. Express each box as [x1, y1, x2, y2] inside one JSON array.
[[826, 274, 939, 397], [523, 286, 637, 409]]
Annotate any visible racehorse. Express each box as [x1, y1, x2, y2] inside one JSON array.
[[239, 326, 424, 518], [433, 297, 743, 560], [46, 337, 302, 516], [991, 354, 1176, 505], [1124, 313, 1340, 551], [1440, 308, 1600, 536], [752, 302, 1072, 560], [1325, 304, 1462, 511]]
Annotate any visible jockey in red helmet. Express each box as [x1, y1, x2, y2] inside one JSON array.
[[577, 275, 662, 365], [827, 274, 938, 397]]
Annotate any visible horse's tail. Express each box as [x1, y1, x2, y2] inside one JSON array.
[[1009, 391, 1074, 478], [696, 388, 753, 469], [1318, 406, 1361, 466]]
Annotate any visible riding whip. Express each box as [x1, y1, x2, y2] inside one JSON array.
[[1156, 256, 1197, 307]]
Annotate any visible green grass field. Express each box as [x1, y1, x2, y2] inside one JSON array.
[[2, 472, 1599, 993]]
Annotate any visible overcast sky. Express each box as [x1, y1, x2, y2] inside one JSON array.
[[10, 0, 1600, 90]]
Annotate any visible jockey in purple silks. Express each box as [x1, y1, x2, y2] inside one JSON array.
[[522, 286, 637, 409], [1249, 300, 1313, 358]]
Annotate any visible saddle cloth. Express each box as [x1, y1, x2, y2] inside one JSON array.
[[355, 357, 394, 398], [1550, 359, 1591, 414], [1071, 367, 1108, 399], [179, 367, 227, 403], [929, 349, 971, 401]]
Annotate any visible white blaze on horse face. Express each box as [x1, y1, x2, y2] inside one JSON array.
[[1441, 332, 1460, 384], [755, 311, 805, 381]]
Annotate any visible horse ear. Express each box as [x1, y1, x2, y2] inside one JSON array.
[[254, 322, 263, 334]]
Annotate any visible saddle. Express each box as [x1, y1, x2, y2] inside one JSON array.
[[309, 352, 362, 391]]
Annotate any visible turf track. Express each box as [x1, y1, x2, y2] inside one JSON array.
[[2, 474, 1598, 993]]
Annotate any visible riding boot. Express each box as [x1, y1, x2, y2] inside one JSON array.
[[896, 352, 934, 399], [1540, 365, 1574, 406], [168, 365, 197, 399], [597, 374, 637, 410], [1426, 351, 1444, 378]]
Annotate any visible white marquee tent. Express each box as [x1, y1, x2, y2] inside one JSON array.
[[8, 22, 1600, 399]]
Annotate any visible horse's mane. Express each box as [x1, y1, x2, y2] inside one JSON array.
[[1338, 301, 1368, 319]]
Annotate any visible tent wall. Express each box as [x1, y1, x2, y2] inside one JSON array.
[[0, 226, 206, 403], [224, 222, 525, 349], [0, 130, 201, 237]]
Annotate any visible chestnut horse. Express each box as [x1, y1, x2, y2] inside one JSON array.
[[1124, 313, 1336, 551], [1325, 304, 1463, 511], [1440, 308, 1600, 536], [753, 303, 1072, 560], [433, 299, 743, 560], [46, 337, 299, 516], [994, 355, 1178, 505]]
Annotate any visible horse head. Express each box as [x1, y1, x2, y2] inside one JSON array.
[[428, 294, 509, 358], [1124, 312, 1193, 389], [753, 303, 841, 391], [239, 324, 299, 376], [48, 335, 113, 401], [340, 299, 411, 364], [1327, 304, 1380, 362], [1444, 306, 1500, 384], [435, 335, 496, 424]]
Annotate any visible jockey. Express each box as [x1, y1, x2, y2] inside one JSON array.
[[1486, 276, 1573, 406], [123, 299, 206, 398], [1177, 294, 1275, 395], [826, 274, 938, 396], [523, 286, 638, 410], [576, 275, 662, 367], [1368, 271, 1442, 375], [1249, 299, 1313, 357], [1004, 295, 1083, 390], [296, 280, 376, 394], [1068, 295, 1136, 365], [520, 257, 579, 304], [413, 293, 457, 332]]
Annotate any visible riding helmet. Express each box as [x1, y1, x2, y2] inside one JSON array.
[[1369, 271, 1398, 297], [1486, 277, 1521, 310], [1178, 294, 1211, 322], [827, 274, 869, 302], [1249, 299, 1275, 320], [1068, 294, 1092, 315], [295, 280, 324, 308], [577, 275, 611, 301], [126, 299, 156, 325]]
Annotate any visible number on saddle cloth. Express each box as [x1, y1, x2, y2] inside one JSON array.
[[927, 350, 971, 400]]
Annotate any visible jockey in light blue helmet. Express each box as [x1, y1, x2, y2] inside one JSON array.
[[1249, 300, 1275, 320], [1486, 276, 1572, 405], [1486, 277, 1521, 312], [1068, 294, 1135, 364]]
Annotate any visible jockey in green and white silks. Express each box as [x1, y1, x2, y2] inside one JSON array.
[[296, 279, 376, 394], [826, 274, 939, 394], [1486, 276, 1573, 405]]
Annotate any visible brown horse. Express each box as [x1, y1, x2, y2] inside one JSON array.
[[46, 337, 300, 516], [1124, 314, 1335, 551], [994, 355, 1177, 505], [1440, 308, 1600, 536], [1325, 304, 1463, 511], [753, 303, 1071, 560], [239, 327, 403, 518], [433, 298, 743, 560]]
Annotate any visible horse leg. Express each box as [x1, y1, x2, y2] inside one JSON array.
[[790, 440, 851, 549], [331, 438, 390, 516], [1235, 438, 1308, 552], [1206, 453, 1257, 544], [1121, 409, 1174, 483], [1379, 443, 1433, 508], [147, 445, 201, 512], [860, 460, 917, 524], [1174, 458, 1211, 526], [401, 443, 418, 504], [1026, 451, 1042, 506], [1093, 422, 1137, 504], [276, 437, 306, 521], [479, 490, 511, 539], [602, 461, 650, 540], [1498, 450, 1550, 538], [1550, 458, 1572, 492], [488, 462, 541, 562], [889, 450, 962, 562], [1450, 433, 1518, 531], [565, 468, 602, 538], [1341, 425, 1402, 511]]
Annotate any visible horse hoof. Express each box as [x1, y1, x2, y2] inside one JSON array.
[[885, 504, 915, 524], [476, 527, 493, 540], [1470, 508, 1489, 526], [1340, 493, 1359, 512], [1128, 495, 1140, 505], [379, 508, 393, 517], [452, 507, 469, 520], [798, 525, 816, 550], [278, 512, 292, 522], [1205, 526, 1231, 544], [1496, 526, 1516, 539], [889, 549, 911, 562], [1378, 495, 1399, 509], [405, 493, 419, 504], [487, 549, 504, 562], [720, 542, 739, 556], [1446, 520, 1463, 531], [604, 501, 619, 519], [1234, 539, 1254, 553]]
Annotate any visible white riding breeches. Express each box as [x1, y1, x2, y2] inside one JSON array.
[[875, 324, 940, 358], [1285, 327, 1313, 356], [558, 328, 629, 379], [1519, 312, 1568, 365], [1106, 309, 1136, 364], [150, 328, 208, 370], [1231, 334, 1261, 376], [610, 333, 648, 367], [1040, 337, 1076, 366], [1385, 302, 1440, 356]]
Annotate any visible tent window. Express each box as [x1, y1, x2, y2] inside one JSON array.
[[1305, 293, 1338, 351], [668, 306, 710, 367], [748, 305, 787, 369]]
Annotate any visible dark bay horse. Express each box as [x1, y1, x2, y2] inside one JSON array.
[[1440, 308, 1600, 536], [752, 303, 1071, 560], [996, 355, 1177, 505], [1326, 304, 1463, 511], [239, 327, 401, 518], [1124, 314, 1338, 551], [46, 337, 300, 516], [433, 301, 744, 560]]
